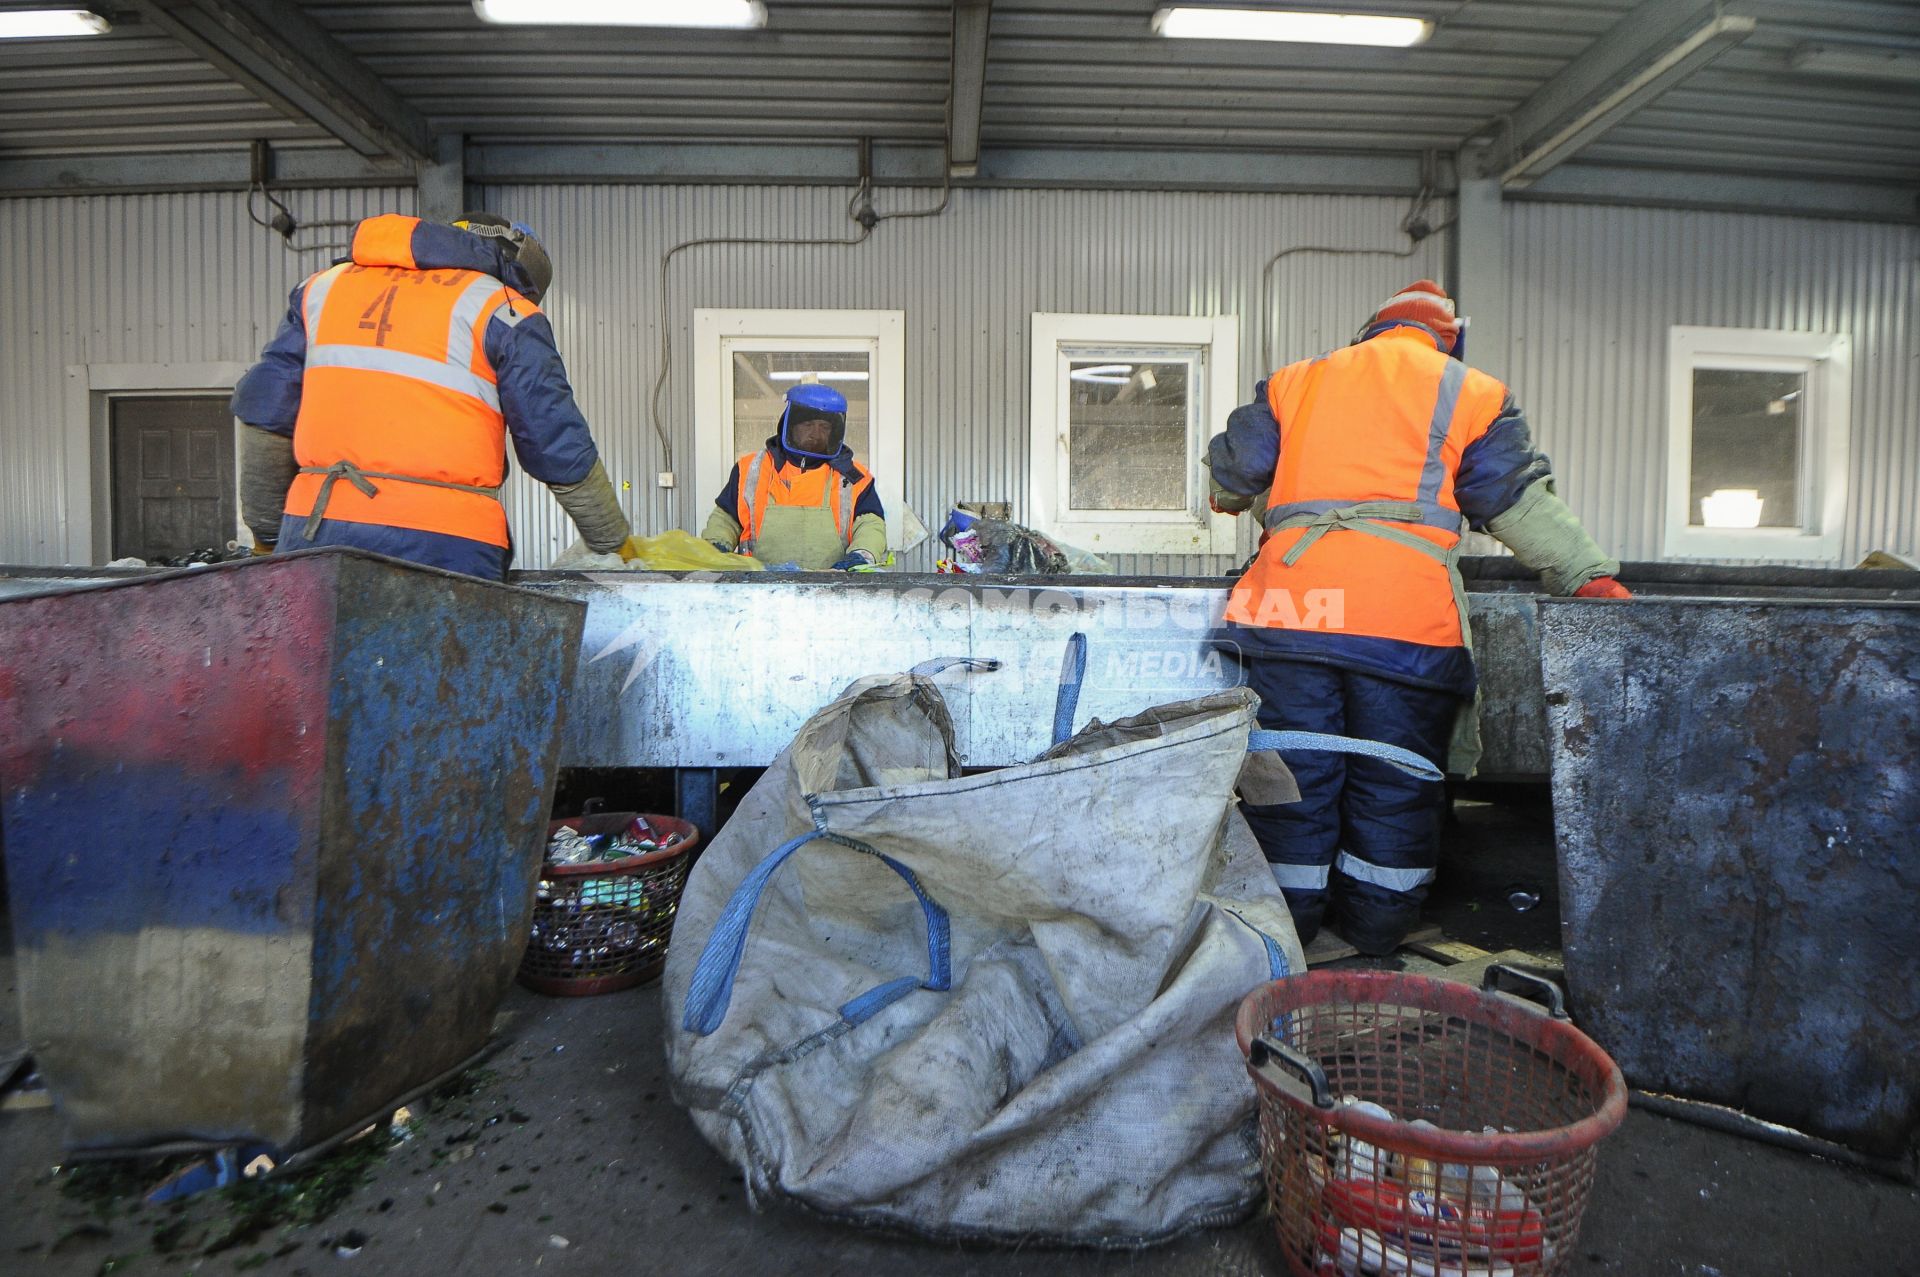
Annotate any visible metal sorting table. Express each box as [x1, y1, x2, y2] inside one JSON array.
[[4, 559, 1916, 780]]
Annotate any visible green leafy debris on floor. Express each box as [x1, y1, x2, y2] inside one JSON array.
[[33, 1062, 507, 1270]]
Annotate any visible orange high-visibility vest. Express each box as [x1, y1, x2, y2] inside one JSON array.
[[1223, 328, 1510, 648], [732, 450, 873, 555], [284, 215, 537, 548]]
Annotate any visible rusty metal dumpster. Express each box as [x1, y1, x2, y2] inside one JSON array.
[[0, 548, 585, 1155], [1541, 598, 1920, 1161]]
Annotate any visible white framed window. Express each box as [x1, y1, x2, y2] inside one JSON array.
[[1028, 312, 1240, 556], [1664, 326, 1851, 561], [692, 308, 907, 549]]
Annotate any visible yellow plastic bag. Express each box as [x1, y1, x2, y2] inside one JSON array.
[[617, 529, 764, 572]]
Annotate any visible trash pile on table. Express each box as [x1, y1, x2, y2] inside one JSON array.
[[934, 509, 1111, 574]]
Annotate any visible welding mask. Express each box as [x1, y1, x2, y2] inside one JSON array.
[[453, 211, 553, 304], [778, 383, 849, 461]]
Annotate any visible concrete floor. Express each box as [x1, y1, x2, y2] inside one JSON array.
[[3, 798, 1916, 1276]]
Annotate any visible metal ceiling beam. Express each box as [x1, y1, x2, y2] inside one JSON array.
[[0, 148, 407, 197], [1480, 0, 1755, 189], [947, 0, 992, 178], [3, 144, 1913, 225], [468, 142, 1430, 195], [1515, 165, 1920, 224], [129, 0, 434, 163]]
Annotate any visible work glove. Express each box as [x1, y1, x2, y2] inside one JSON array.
[[832, 550, 876, 571], [550, 461, 632, 555], [1573, 576, 1632, 599]]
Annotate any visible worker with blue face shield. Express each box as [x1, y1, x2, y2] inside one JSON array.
[[703, 384, 888, 570]]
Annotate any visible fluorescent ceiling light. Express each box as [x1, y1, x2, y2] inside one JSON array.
[[769, 370, 869, 382], [1700, 489, 1764, 530], [1073, 364, 1134, 377], [0, 8, 110, 38], [1151, 8, 1430, 47], [473, 0, 766, 28], [1788, 43, 1920, 83]]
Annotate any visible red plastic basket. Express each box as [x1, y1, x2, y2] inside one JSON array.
[[1235, 968, 1627, 1277], [517, 812, 701, 997]]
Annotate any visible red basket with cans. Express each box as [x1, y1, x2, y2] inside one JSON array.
[[1235, 967, 1627, 1277], [517, 810, 701, 997]]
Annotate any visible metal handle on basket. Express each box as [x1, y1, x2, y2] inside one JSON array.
[[1483, 963, 1570, 1020], [1250, 1033, 1335, 1109]]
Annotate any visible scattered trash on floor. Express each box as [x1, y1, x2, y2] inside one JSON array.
[[28, 1065, 507, 1264], [1502, 883, 1542, 912]]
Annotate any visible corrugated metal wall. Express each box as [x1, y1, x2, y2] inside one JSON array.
[[1505, 202, 1919, 566], [0, 186, 414, 565], [475, 183, 1447, 573], [3, 184, 1914, 569]]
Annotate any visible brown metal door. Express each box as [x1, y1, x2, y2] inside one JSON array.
[[110, 396, 236, 561]]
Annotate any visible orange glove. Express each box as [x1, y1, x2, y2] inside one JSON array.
[[1574, 576, 1632, 599]]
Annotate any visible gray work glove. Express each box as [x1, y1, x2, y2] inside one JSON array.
[[239, 425, 297, 549], [549, 460, 632, 555]]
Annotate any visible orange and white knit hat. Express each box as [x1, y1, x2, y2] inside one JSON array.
[[1370, 279, 1460, 350]]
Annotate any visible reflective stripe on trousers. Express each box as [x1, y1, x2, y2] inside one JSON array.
[[1267, 853, 1436, 895]]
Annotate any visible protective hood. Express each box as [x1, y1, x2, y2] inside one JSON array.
[[778, 383, 849, 461]]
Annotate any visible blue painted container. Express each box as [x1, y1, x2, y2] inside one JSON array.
[[0, 548, 585, 1155]]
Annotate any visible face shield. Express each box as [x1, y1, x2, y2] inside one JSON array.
[[778, 384, 849, 460]]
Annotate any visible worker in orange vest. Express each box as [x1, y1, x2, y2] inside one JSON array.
[[232, 212, 631, 579], [1208, 280, 1630, 954], [703, 384, 888, 570]]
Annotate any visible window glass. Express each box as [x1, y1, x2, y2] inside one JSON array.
[[1065, 359, 1191, 512], [1689, 368, 1802, 528]]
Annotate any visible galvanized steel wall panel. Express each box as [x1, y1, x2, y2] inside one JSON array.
[[472, 183, 1447, 572], [1504, 202, 1920, 565], [4, 186, 1915, 573]]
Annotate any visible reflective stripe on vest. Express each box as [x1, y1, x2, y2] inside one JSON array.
[[304, 344, 501, 411], [735, 451, 858, 555]]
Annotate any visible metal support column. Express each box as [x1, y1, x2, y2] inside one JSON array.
[[675, 768, 720, 844], [1451, 175, 1511, 384], [416, 134, 466, 224]]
